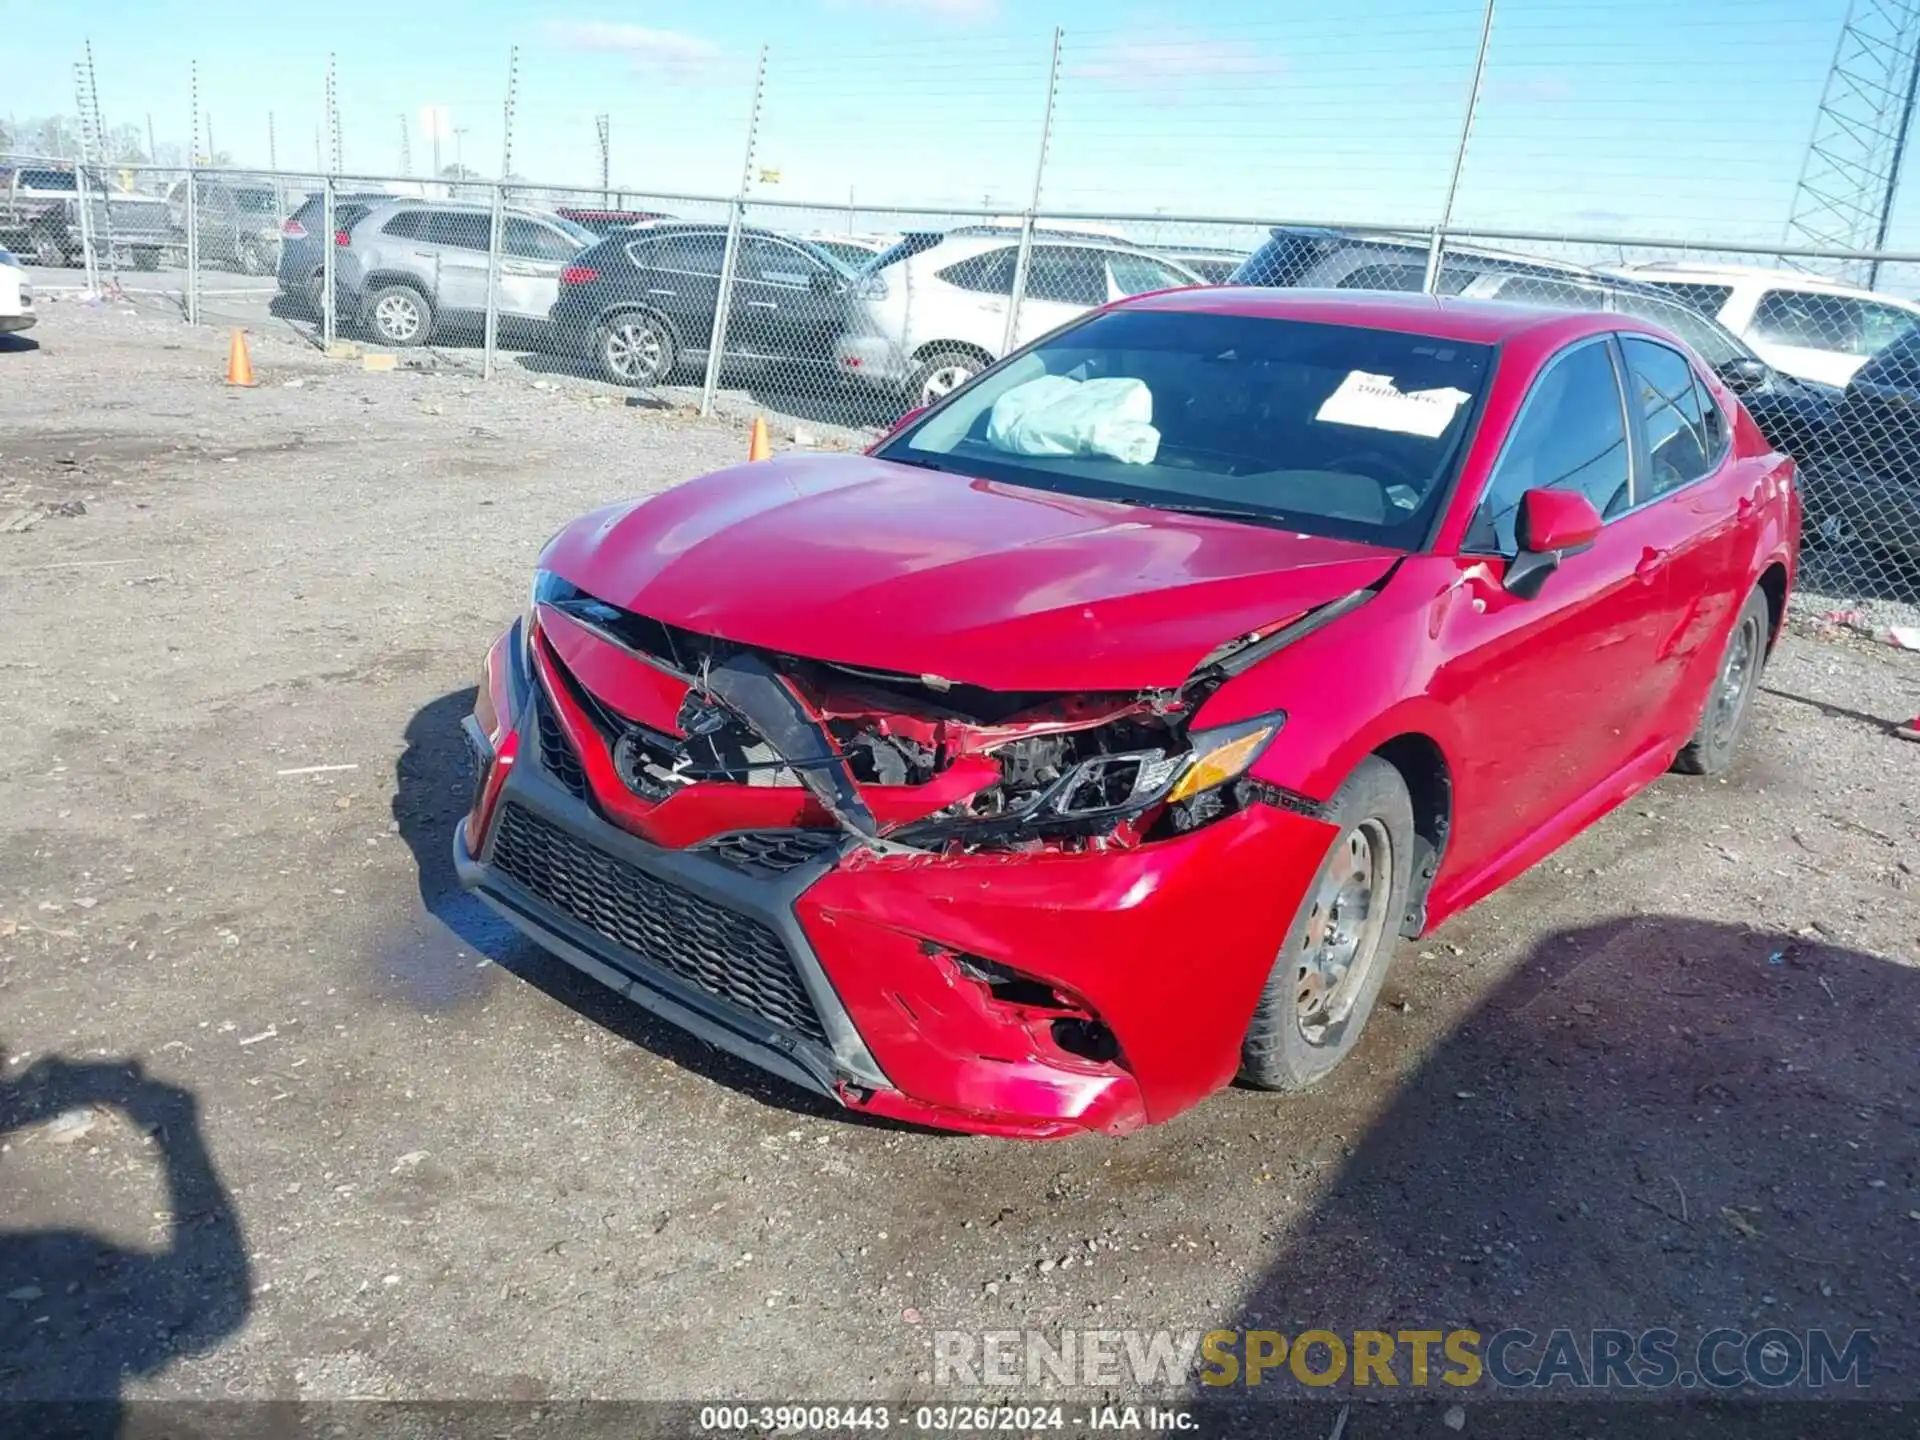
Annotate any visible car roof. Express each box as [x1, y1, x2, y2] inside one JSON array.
[[1118, 286, 1631, 345]]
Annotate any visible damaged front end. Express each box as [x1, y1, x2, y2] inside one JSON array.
[[528, 570, 1288, 859]]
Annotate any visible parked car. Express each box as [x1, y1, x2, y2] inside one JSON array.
[[456, 290, 1796, 1136], [834, 226, 1202, 406], [1791, 327, 1920, 556], [1152, 244, 1248, 285], [551, 221, 858, 386], [1612, 262, 1920, 388], [555, 207, 675, 238], [1235, 225, 1615, 294], [94, 192, 182, 271], [0, 246, 34, 332], [0, 166, 178, 270], [323, 199, 595, 347], [165, 177, 288, 275], [275, 190, 397, 315]]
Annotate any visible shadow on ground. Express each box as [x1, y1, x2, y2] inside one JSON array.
[[0, 333, 42, 354], [1201, 914, 1918, 1436], [386, 687, 864, 1126], [0, 1053, 250, 1435]]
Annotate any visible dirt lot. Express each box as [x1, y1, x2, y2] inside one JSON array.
[[3, 306, 1919, 1432]]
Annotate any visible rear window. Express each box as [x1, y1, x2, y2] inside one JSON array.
[[16, 169, 77, 192], [882, 308, 1493, 549], [858, 231, 944, 277], [382, 210, 427, 239], [292, 198, 373, 232], [1639, 280, 1735, 317]]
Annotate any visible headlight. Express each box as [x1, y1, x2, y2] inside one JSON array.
[[1165, 715, 1282, 803]]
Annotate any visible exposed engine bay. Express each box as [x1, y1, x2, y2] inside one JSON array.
[[531, 573, 1351, 855]]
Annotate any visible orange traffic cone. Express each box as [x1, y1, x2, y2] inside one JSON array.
[[225, 328, 257, 388], [747, 415, 772, 462]]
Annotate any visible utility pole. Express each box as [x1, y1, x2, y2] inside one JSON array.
[[324, 53, 341, 173], [483, 45, 521, 380], [398, 113, 412, 176], [204, 113, 215, 163], [1001, 28, 1062, 358], [1423, 0, 1496, 294], [146, 112, 156, 164], [267, 110, 278, 171], [453, 127, 468, 174], [701, 45, 768, 415]]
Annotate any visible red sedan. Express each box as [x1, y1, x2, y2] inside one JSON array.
[[456, 290, 1797, 1137]]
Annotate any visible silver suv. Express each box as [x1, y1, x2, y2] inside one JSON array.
[[341, 199, 593, 347]]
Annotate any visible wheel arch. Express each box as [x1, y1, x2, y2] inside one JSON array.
[[596, 302, 683, 350], [1369, 732, 1453, 937], [1756, 559, 1788, 653]]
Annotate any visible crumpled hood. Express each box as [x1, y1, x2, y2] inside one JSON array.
[[541, 454, 1399, 692]]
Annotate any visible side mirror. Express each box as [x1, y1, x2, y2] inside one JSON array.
[[1505, 488, 1602, 599], [1716, 355, 1770, 393]]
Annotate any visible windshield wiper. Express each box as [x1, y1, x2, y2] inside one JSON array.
[[1111, 495, 1290, 527], [879, 453, 957, 474]]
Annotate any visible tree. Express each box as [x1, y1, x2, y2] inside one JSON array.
[[104, 123, 148, 165]]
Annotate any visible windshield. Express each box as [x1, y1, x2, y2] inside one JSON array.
[[879, 309, 1493, 548], [548, 215, 598, 248]]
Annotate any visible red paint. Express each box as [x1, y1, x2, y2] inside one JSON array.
[[1518, 488, 1603, 553], [468, 290, 1798, 1136]]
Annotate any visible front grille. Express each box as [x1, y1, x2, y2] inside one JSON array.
[[535, 696, 589, 800], [489, 803, 829, 1045], [702, 829, 844, 875]]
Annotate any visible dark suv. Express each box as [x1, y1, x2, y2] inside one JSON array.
[[550, 221, 857, 386]]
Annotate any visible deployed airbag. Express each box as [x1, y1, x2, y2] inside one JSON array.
[[986, 376, 1162, 465]]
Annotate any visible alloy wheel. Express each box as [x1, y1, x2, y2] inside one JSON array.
[[606, 322, 663, 383], [1708, 611, 1762, 750], [920, 364, 973, 405], [375, 293, 422, 343]]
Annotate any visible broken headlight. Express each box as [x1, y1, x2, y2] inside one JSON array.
[[899, 711, 1283, 848]]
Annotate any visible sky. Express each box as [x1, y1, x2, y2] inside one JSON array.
[[7, 0, 1911, 255]]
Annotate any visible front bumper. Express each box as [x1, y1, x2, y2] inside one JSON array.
[[456, 626, 1339, 1137], [0, 312, 36, 333]]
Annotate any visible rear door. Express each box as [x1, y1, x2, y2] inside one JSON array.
[[499, 216, 580, 322], [731, 235, 846, 366], [1615, 334, 1752, 730], [634, 229, 728, 353], [424, 210, 493, 316], [1432, 336, 1681, 875]]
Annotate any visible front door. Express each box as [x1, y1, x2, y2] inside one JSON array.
[[1433, 335, 1679, 884], [425, 210, 493, 317], [730, 236, 846, 368], [499, 216, 580, 325]]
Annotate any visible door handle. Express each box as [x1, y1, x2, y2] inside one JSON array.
[[412, 251, 436, 260], [746, 300, 778, 310], [1634, 546, 1669, 582], [647, 288, 677, 297]]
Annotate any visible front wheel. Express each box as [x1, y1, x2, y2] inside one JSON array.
[[595, 313, 675, 387], [1240, 756, 1414, 1092], [1672, 587, 1770, 776], [366, 285, 432, 347]]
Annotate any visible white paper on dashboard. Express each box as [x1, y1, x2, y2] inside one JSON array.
[[1314, 370, 1471, 439]]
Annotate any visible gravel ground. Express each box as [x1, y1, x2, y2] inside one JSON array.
[[3, 306, 1919, 1433]]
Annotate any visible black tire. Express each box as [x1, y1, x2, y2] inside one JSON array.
[[906, 349, 986, 408], [1673, 587, 1770, 776], [365, 284, 433, 348], [1240, 755, 1415, 1092], [31, 233, 65, 268], [594, 311, 676, 387]]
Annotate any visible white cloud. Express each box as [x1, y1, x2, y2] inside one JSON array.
[[543, 20, 723, 76]]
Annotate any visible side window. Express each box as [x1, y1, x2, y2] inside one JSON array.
[[1622, 336, 1714, 497], [381, 210, 425, 240], [1859, 301, 1917, 355], [1334, 261, 1427, 292], [634, 231, 725, 275], [1485, 277, 1607, 310], [502, 217, 580, 262], [937, 249, 1015, 295], [1468, 340, 1632, 553], [1611, 292, 1743, 368], [1107, 253, 1193, 297], [1642, 281, 1735, 317], [1025, 248, 1108, 307], [741, 237, 823, 286], [1695, 374, 1729, 461], [1749, 289, 1860, 354], [425, 211, 493, 251]]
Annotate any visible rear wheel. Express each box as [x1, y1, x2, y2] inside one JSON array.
[[595, 312, 675, 386], [31, 233, 65, 268], [906, 349, 985, 408], [236, 237, 273, 276], [366, 284, 432, 347], [1240, 756, 1414, 1092], [1673, 587, 1769, 776]]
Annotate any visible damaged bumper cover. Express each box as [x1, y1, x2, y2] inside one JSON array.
[[455, 594, 1345, 1137]]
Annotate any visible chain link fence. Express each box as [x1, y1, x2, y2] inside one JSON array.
[[10, 134, 1920, 607]]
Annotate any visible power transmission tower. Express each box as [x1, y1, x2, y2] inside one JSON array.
[[1785, 0, 1920, 286]]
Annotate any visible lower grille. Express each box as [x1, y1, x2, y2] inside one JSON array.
[[536, 696, 590, 801], [702, 829, 844, 875], [488, 803, 829, 1045]]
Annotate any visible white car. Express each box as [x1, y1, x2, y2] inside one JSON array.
[[1610, 262, 1920, 387], [0, 246, 34, 333], [835, 227, 1202, 405]]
